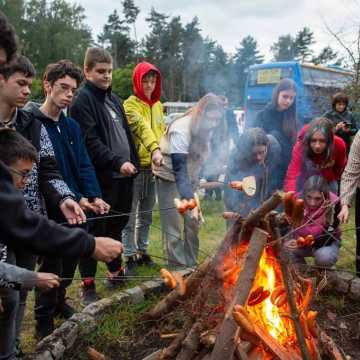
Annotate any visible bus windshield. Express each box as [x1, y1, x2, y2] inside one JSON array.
[[248, 66, 294, 86]]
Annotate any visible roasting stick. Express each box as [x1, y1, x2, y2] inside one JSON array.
[[268, 213, 314, 360]]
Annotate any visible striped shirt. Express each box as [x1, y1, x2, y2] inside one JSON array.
[[340, 131, 360, 206]]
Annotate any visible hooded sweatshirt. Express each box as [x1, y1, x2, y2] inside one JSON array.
[[29, 106, 102, 209], [124, 62, 165, 168]]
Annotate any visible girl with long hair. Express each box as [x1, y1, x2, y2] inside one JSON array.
[[253, 78, 297, 187], [224, 127, 281, 218], [284, 117, 347, 193], [153, 93, 224, 268], [286, 175, 341, 267]]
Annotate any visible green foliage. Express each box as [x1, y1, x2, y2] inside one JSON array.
[[233, 35, 264, 105], [0, 0, 93, 74], [294, 27, 315, 62], [271, 27, 341, 66], [112, 64, 134, 100], [312, 46, 340, 65], [29, 77, 44, 102], [98, 9, 136, 68]]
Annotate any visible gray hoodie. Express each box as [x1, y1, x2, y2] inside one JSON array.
[[0, 262, 37, 290]]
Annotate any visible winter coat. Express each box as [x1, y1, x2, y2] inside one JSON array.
[[124, 62, 165, 168], [253, 103, 296, 187], [69, 80, 140, 183], [323, 109, 358, 152], [0, 160, 95, 258], [30, 107, 101, 204], [224, 134, 281, 217], [284, 125, 347, 193]]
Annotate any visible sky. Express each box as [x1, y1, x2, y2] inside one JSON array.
[[71, 0, 360, 60]]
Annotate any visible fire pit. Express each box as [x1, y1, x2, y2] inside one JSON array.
[[142, 192, 344, 360]]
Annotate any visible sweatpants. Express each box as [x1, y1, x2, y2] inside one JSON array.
[[155, 177, 199, 269], [122, 170, 156, 258], [35, 256, 78, 321]]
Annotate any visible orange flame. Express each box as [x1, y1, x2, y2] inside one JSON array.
[[247, 247, 296, 345]]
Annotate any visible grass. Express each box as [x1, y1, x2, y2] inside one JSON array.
[[20, 199, 358, 355], [20, 199, 226, 353]]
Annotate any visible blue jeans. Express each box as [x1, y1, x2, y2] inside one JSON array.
[[122, 170, 156, 257], [0, 252, 18, 360], [287, 240, 340, 267]]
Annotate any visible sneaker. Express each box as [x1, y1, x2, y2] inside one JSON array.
[[15, 339, 24, 358], [55, 298, 76, 319], [124, 256, 138, 276], [103, 268, 126, 289], [35, 317, 54, 340], [80, 278, 98, 306], [137, 252, 156, 267]]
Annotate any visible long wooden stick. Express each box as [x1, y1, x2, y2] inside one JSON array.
[[210, 227, 269, 360], [269, 215, 312, 360]]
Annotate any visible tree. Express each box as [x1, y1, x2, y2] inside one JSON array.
[[294, 27, 315, 61], [233, 36, 264, 104], [312, 46, 341, 65], [181, 17, 204, 100], [122, 0, 140, 59], [16, 0, 92, 73], [98, 9, 135, 68], [112, 64, 134, 100], [271, 34, 296, 61]]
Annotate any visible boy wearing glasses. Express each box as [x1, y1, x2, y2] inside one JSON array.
[[27, 59, 110, 335], [0, 128, 61, 359]]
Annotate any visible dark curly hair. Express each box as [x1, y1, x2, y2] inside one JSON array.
[[0, 12, 17, 63], [331, 92, 349, 110], [42, 60, 83, 95]]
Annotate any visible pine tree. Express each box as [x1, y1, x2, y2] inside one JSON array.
[[294, 27, 315, 61], [98, 9, 135, 68], [271, 34, 296, 61]]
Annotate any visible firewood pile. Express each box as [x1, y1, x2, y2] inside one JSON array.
[[142, 192, 345, 360]]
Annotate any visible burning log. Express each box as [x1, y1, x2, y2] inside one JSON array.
[[145, 192, 344, 360], [210, 227, 269, 360], [144, 258, 211, 320]]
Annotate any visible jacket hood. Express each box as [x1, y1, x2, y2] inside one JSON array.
[[132, 62, 161, 106]]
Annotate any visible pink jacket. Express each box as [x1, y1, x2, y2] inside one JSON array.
[[295, 192, 340, 240]]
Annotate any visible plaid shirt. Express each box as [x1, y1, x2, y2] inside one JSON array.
[[340, 131, 360, 206]]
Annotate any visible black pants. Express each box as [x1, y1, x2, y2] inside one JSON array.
[[356, 188, 360, 275], [97, 177, 133, 273], [34, 256, 78, 320]]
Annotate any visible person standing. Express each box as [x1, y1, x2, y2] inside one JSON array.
[[122, 61, 165, 273], [153, 93, 224, 269], [323, 92, 358, 153], [70, 47, 140, 288], [338, 131, 360, 274], [252, 78, 297, 188]]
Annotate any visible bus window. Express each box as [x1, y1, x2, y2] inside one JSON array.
[[248, 67, 294, 86]]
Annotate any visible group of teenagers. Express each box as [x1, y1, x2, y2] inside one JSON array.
[[1, 10, 360, 360], [225, 78, 359, 270]]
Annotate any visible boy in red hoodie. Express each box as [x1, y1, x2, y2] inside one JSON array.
[[123, 62, 165, 272]]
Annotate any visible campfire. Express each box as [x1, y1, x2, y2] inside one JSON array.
[[144, 192, 344, 360]]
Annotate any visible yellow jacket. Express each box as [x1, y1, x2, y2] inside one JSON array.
[[124, 95, 166, 168]]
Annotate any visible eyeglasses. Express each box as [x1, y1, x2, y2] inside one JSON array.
[[53, 83, 78, 95], [8, 167, 32, 180]]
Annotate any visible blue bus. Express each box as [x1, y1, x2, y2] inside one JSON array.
[[244, 61, 353, 128]]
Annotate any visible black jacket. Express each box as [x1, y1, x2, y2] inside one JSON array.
[[323, 109, 358, 152], [0, 160, 95, 258], [70, 81, 140, 182], [253, 103, 295, 187]]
